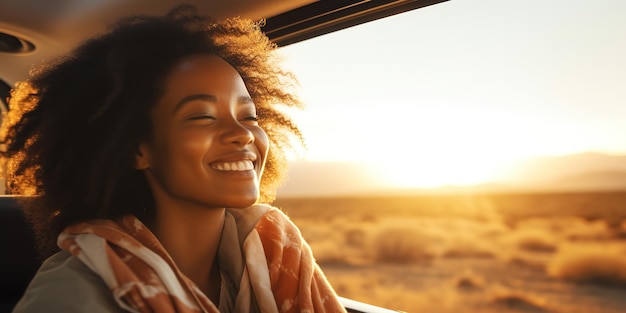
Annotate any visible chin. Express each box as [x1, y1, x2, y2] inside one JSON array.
[[225, 195, 259, 209]]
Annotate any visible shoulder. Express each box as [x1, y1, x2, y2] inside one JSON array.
[[253, 205, 309, 262], [228, 204, 300, 242], [255, 205, 302, 241], [12, 251, 122, 313], [251, 206, 347, 311]]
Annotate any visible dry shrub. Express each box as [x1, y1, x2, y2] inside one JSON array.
[[516, 217, 614, 242], [453, 270, 486, 290], [618, 220, 626, 239], [369, 217, 505, 261], [295, 217, 351, 246], [435, 219, 502, 259], [294, 220, 329, 244], [324, 272, 447, 313], [297, 218, 375, 265], [562, 220, 613, 241], [547, 242, 626, 286], [507, 254, 547, 270], [510, 229, 558, 253], [477, 220, 510, 238], [344, 228, 367, 248], [440, 235, 498, 259], [433, 217, 504, 240], [310, 241, 347, 265], [515, 216, 585, 234], [372, 223, 438, 263], [325, 272, 382, 299], [489, 288, 551, 312], [359, 213, 378, 223]]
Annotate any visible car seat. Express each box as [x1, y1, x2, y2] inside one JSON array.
[[0, 196, 41, 313]]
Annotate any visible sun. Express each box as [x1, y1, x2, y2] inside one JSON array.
[[294, 106, 534, 189]]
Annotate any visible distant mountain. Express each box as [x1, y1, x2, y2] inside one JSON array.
[[506, 152, 626, 184], [276, 153, 626, 197], [534, 170, 626, 192]]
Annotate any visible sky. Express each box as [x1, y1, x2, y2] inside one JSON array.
[[278, 0, 626, 188]]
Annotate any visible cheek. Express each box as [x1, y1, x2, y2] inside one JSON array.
[[153, 130, 214, 167], [180, 131, 214, 153], [255, 128, 270, 160], [170, 135, 218, 175]]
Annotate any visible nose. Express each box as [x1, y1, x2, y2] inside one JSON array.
[[220, 119, 255, 146]]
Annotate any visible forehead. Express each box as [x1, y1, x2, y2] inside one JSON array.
[[149, 54, 254, 119], [161, 54, 249, 96]]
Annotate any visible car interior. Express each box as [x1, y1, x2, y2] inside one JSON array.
[[0, 0, 448, 312]]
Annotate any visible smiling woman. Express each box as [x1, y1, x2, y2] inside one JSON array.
[[1, 5, 346, 312]]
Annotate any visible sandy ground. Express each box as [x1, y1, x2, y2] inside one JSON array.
[[275, 192, 626, 313], [322, 259, 625, 313]]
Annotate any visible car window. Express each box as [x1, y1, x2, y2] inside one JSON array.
[[274, 1, 626, 312]]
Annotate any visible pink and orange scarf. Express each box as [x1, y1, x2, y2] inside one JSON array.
[[57, 205, 345, 313]]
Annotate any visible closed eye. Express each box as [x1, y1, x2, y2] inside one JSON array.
[[187, 115, 216, 121], [241, 115, 259, 126]]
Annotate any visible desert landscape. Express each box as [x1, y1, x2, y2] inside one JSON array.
[[274, 191, 626, 313]]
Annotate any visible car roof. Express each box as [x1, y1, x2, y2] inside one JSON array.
[[0, 0, 446, 88], [0, 0, 308, 85]]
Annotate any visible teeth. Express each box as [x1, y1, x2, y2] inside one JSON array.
[[212, 160, 254, 171]]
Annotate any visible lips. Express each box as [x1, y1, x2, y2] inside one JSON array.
[[211, 160, 254, 171]]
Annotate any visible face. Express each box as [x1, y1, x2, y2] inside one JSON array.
[[136, 54, 269, 210]]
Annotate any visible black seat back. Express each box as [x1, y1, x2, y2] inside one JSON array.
[[0, 196, 42, 312]]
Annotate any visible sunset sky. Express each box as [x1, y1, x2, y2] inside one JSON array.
[[279, 0, 626, 188]]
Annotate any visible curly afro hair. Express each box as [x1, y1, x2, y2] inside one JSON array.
[[0, 4, 303, 256]]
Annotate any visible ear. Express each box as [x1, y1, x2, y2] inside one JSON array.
[[134, 143, 151, 170]]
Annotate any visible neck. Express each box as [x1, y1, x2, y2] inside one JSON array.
[[152, 203, 225, 303]]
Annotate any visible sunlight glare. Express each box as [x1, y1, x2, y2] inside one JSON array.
[[288, 103, 605, 187], [279, 0, 626, 190]]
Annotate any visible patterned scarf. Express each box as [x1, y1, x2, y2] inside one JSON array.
[[57, 205, 345, 313]]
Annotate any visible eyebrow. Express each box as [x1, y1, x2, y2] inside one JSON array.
[[173, 94, 255, 113]]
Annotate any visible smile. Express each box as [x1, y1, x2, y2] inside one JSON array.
[[211, 160, 254, 171]]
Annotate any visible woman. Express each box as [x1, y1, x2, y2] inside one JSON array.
[[1, 5, 345, 313]]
